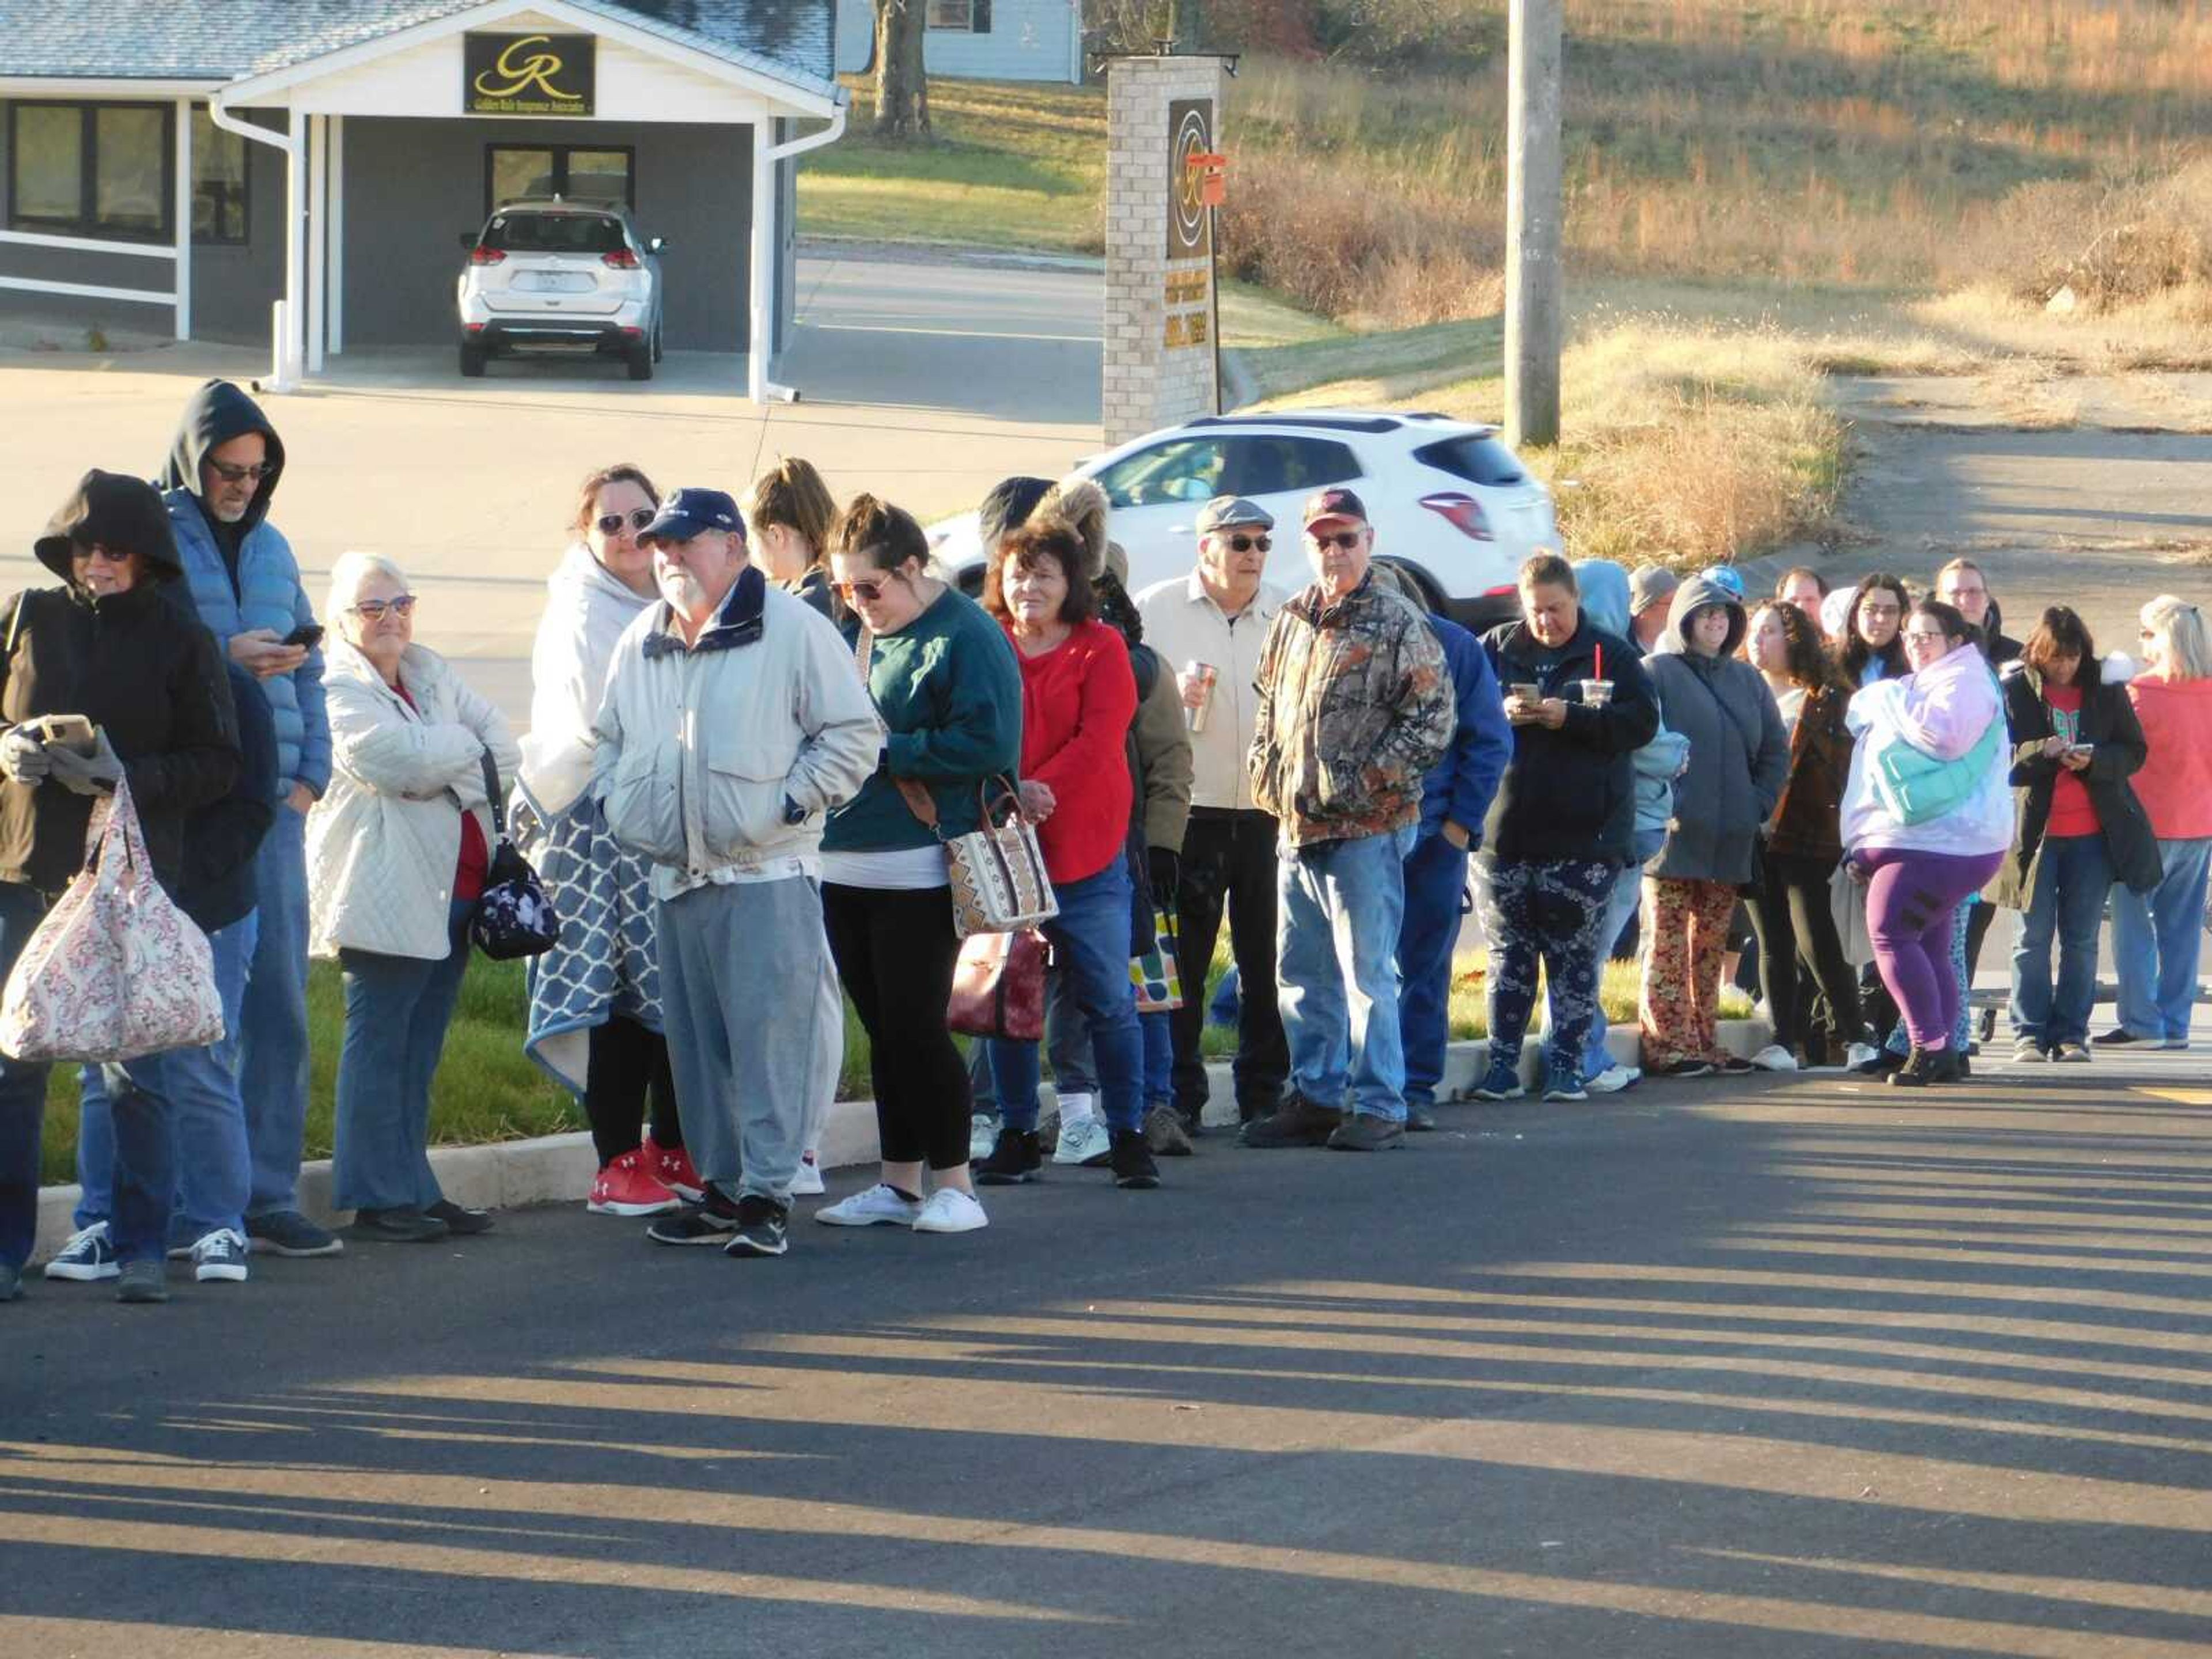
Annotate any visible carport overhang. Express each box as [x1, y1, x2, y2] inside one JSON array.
[[209, 0, 844, 400]]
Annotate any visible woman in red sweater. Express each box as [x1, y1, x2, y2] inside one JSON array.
[[971, 517, 1158, 1191]]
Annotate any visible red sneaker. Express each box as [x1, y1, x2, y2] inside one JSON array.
[[587, 1152, 680, 1217], [641, 1135, 704, 1203]]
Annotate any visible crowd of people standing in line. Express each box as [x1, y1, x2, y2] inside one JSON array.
[[0, 375, 2205, 1298]]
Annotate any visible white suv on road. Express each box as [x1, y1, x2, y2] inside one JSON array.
[[455, 200, 665, 381], [928, 411, 1558, 628]]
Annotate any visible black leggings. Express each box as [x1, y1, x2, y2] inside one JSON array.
[[584, 1014, 681, 1167], [1745, 851, 1863, 1055], [823, 881, 972, 1171]]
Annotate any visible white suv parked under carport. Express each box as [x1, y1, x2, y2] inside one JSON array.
[[927, 411, 1558, 628], [454, 200, 665, 381]]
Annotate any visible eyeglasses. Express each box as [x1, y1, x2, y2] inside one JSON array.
[[1903, 629, 1950, 645], [595, 507, 657, 537], [834, 576, 893, 603], [1309, 530, 1365, 551], [350, 595, 417, 621], [73, 544, 133, 565], [1858, 603, 1902, 619], [1219, 533, 1271, 554], [205, 459, 276, 485]]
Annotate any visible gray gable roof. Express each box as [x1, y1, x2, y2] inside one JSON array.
[[1, 0, 834, 96]]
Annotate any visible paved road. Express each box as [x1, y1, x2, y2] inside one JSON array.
[[6, 1041, 2210, 1657]]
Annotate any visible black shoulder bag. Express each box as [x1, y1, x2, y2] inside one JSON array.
[[469, 749, 560, 959]]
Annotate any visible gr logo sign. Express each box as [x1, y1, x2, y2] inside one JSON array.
[[465, 33, 597, 117], [1167, 99, 1214, 259]]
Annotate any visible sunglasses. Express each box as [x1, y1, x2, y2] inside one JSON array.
[[73, 544, 134, 565], [834, 575, 896, 603], [350, 595, 417, 621], [206, 459, 276, 484], [1221, 533, 1271, 554], [1309, 529, 1365, 551], [596, 506, 657, 536]]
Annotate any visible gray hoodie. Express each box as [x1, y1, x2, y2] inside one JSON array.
[[1644, 574, 1789, 884], [1576, 559, 1690, 848]]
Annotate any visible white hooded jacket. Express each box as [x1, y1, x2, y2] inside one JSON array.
[[519, 541, 655, 819], [1839, 641, 2010, 859]]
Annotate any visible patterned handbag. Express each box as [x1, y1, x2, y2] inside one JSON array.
[[469, 751, 560, 960], [1130, 906, 1184, 1013], [892, 775, 1058, 939], [0, 777, 224, 1062]]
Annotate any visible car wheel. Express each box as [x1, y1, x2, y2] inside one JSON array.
[[651, 319, 664, 364], [459, 341, 487, 378], [626, 341, 653, 382]]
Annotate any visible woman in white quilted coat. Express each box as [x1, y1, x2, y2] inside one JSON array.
[[309, 551, 518, 1246]]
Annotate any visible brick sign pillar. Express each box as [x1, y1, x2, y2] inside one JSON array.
[[1103, 54, 1225, 446]]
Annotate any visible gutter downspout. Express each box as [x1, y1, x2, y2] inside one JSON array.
[[749, 94, 847, 404], [210, 92, 304, 391]]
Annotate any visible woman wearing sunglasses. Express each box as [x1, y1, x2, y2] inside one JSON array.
[[513, 465, 700, 1219]]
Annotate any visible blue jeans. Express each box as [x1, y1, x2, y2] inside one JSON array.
[[1279, 826, 1416, 1123], [1582, 829, 1664, 1081], [241, 808, 313, 1218], [0, 882, 177, 1268], [75, 911, 259, 1242], [1037, 980, 1173, 1108], [2111, 836, 2210, 1044], [1397, 830, 1470, 1110], [988, 861, 1145, 1134], [332, 900, 471, 1214], [2011, 833, 2112, 1049]]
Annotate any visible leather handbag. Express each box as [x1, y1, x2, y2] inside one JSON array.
[[947, 927, 1049, 1040], [893, 775, 1058, 939], [469, 751, 560, 960], [0, 778, 224, 1062]]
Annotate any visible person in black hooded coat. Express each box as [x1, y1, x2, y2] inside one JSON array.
[[0, 470, 238, 1304]]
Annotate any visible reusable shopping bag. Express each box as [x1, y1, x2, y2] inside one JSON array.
[[0, 777, 223, 1062], [1130, 907, 1184, 1013]]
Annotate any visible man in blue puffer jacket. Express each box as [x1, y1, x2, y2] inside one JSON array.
[[157, 379, 339, 1260]]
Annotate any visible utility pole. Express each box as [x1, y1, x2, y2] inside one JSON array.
[[1505, 0, 1563, 450]]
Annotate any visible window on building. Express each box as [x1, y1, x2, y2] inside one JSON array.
[[927, 0, 993, 29], [7, 101, 173, 240], [191, 107, 248, 244], [486, 145, 634, 215]]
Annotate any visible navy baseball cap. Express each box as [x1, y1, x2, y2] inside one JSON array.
[[638, 486, 743, 544], [1302, 487, 1369, 531]]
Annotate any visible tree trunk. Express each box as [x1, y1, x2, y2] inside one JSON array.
[[873, 0, 930, 139]]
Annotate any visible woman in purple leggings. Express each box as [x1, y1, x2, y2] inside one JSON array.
[[1837, 600, 2013, 1088]]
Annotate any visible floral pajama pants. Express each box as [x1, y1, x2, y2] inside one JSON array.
[[1478, 858, 1618, 1073], [1640, 876, 1740, 1069]]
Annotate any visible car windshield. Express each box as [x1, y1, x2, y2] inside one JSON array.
[[482, 212, 626, 255]]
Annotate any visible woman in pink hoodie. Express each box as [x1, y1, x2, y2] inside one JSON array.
[[2106, 596, 2212, 1049]]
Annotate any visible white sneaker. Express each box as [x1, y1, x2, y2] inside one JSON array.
[[1052, 1114, 1112, 1167], [190, 1228, 250, 1283], [1584, 1063, 1641, 1094], [44, 1222, 118, 1282], [1845, 1043, 1881, 1070], [969, 1113, 998, 1161], [1749, 1044, 1798, 1072], [789, 1154, 825, 1197], [815, 1184, 921, 1228], [912, 1188, 989, 1234]]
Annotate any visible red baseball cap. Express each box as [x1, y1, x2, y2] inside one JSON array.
[[1302, 487, 1369, 532]]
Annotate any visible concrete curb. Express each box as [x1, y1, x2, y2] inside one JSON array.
[[31, 1019, 1771, 1261]]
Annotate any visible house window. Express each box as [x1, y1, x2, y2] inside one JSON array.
[[928, 0, 992, 29], [486, 145, 634, 215], [191, 107, 248, 244], [7, 101, 173, 241]]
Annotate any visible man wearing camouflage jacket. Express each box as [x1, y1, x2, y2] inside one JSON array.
[[1241, 488, 1455, 1152]]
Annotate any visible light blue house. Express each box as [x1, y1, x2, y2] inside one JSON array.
[[834, 0, 1082, 85]]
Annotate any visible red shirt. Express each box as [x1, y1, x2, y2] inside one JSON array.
[[397, 683, 490, 901], [2043, 682, 2099, 838], [1006, 619, 1137, 885]]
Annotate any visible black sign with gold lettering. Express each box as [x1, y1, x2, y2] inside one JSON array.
[[465, 32, 596, 117], [1167, 98, 1214, 259]]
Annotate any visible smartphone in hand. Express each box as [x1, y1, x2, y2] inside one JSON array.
[[29, 714, 95, 755], [283, 624, 325, 649]]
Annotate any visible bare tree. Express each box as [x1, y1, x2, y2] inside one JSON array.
[[873, 0, 930, 138]]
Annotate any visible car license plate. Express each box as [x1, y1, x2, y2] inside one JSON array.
[[517, 272, 593, 293]]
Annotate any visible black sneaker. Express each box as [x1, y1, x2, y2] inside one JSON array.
[[724, 1195, 790, 1257], [1853, 1048, 1906, 1077], [974, 1127, 1044, 1185], [1887, 1046, 1945, 1088], [1649, 1058, 1714, 1079], [2092, 1027, 2144, 1047], [244, 1210, 344, 1257], [1327, 1112, 1406, 1152], [647, 1189, 741, 1245], [1404, 1101, 1438, 1131], [1109, 1128, 1160, 1190], [348, 1207, 450, 1244], [426, 1199, 494, 1236], [1238, 1094, 1343, 1149], [1142, 1104, 1195, 1157]]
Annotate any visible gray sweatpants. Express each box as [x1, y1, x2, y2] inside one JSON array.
[[655, 875, 841, 1207]]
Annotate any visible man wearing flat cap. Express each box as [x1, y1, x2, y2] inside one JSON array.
[[1135, 497, 1291, 1137], [593, 487, 880, 1262]]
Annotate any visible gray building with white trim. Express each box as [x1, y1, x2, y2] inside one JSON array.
[[0, 0, 846, 397]]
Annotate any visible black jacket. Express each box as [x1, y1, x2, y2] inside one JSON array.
[[1987, 662, 2160, 908], [1, 482, 239, 895], [1478, 615, 1660, 866], [177, 664, 276, 932]]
